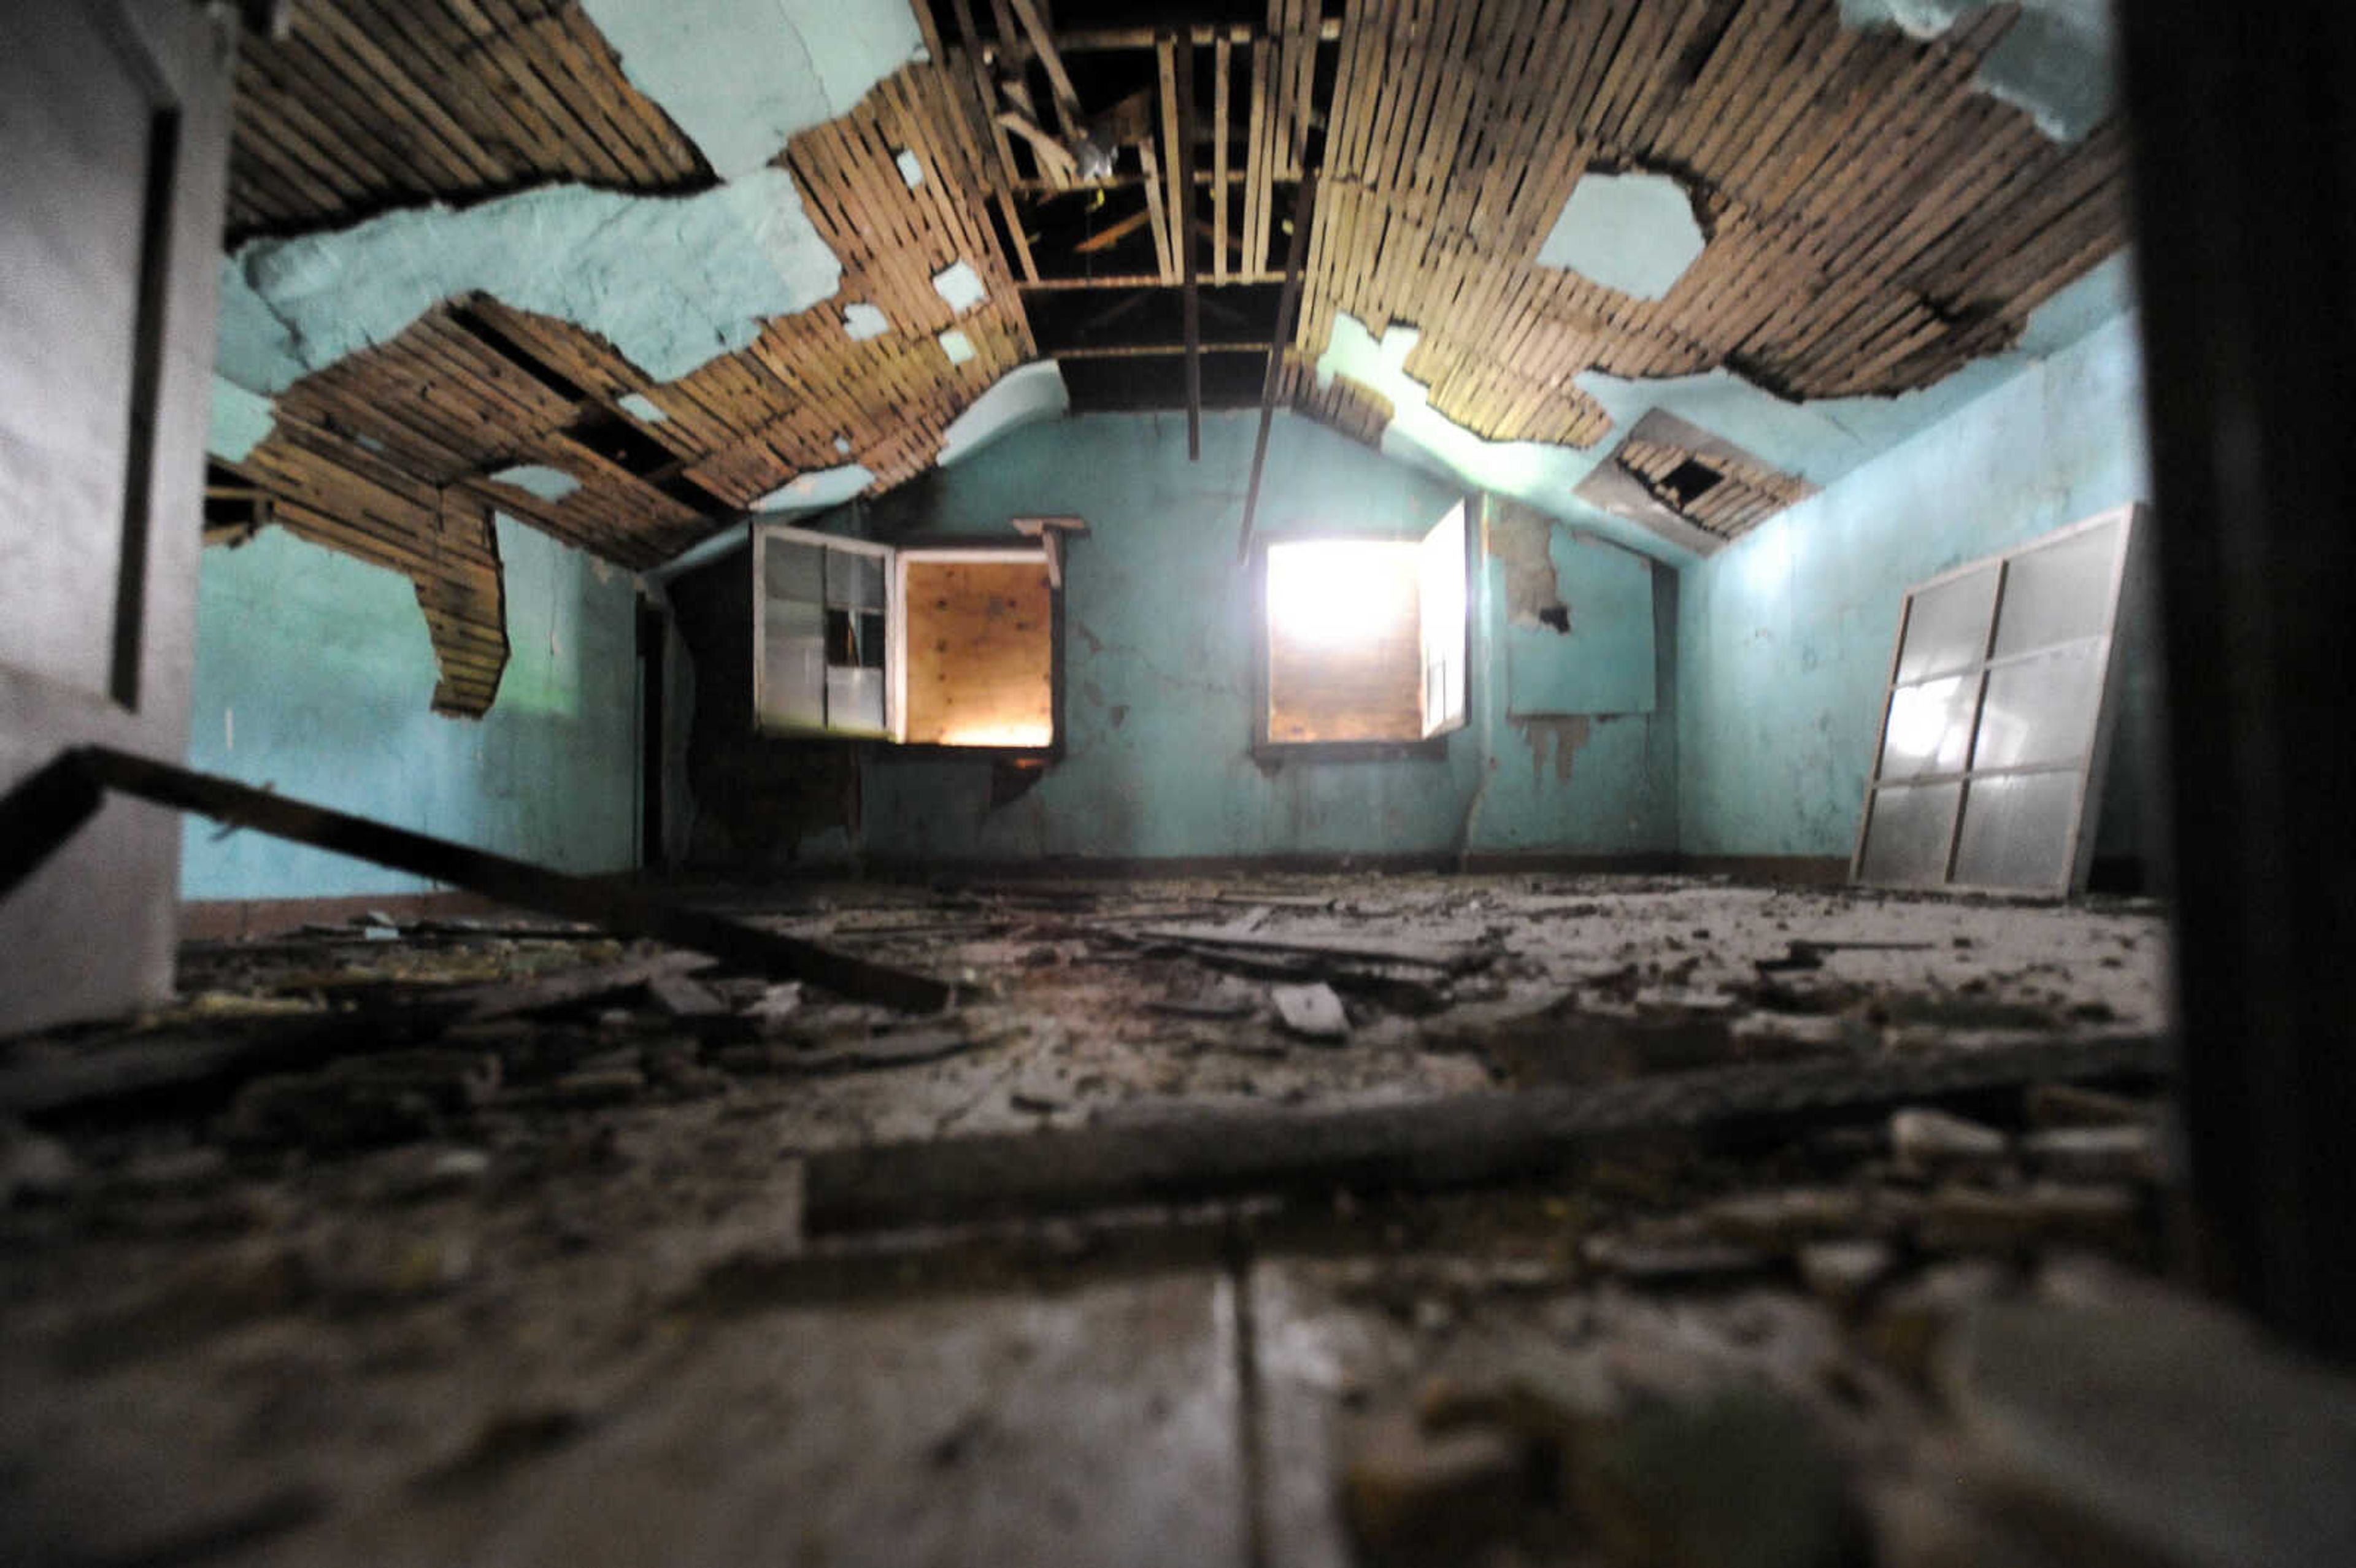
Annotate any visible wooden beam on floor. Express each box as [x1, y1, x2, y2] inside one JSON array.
[[803, 1033, 2168, 1232], [0, 748, 953, 1012]]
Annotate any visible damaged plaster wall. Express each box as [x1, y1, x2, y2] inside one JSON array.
[[580, 0, 926, 180], [1312, 253, 2135, 566], [839, 412, 1675, 866], [1677, 312, 2155, 867], [1837, 0, 2115, 141], [181, 519, 639, 899], [216, 169, 842, 394]]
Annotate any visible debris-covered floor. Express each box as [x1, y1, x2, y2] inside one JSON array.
[[6, 874, 2352, 1567]]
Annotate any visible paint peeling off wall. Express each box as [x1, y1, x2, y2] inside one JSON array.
[[219, 169, 842, 394], [207, 375, 276, 462], [1534, 171, 1707, 299], [1838, 0, 2115, 141], [579, 0, 925, 179], [1512, 715, 1592, 786], [755, 464, 876, 514], [939, 361, 1070, 466], [618, 393, 669, 423], [842, 302, 891, 340], [939, 329, 977, 365]]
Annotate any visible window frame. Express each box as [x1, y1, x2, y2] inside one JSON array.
[[751, 523, 1064, 759], [1249, 502, 1474, 763], [887, 539, 1065, 761]]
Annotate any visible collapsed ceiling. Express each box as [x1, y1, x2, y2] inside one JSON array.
[[206, 0, 2130, 710]]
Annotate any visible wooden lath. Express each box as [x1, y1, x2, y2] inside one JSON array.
[[1274, 350, 1393, 450], [226, 0, 709, 240], [225, 40, 1041, 712], [1298, 0, 2131, 448]]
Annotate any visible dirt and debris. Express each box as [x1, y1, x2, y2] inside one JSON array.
[[4, 875, 2345, 1566]]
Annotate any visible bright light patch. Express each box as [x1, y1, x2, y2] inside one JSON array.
[[936, 721, 1053, 748], [1266, 539, 1417, 647]]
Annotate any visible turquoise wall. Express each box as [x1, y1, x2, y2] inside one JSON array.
[[852, 411, 1676, 864], [1676, 313, 2156, 861], [181, 517, 641, 899]]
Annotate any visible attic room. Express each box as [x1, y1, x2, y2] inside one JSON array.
[[4, 1, 2354, 1564]]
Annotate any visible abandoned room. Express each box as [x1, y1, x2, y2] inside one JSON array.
[[4, 0, 2354, 1562]]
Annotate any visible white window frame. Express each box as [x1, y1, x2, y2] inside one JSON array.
[[1851, 502, 2146, 896], [752, 523, 1057, 749]]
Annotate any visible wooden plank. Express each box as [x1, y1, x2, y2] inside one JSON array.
[[1174, 33, 1203, 458], [1212, 35, 1231, 285], [1236, 169, 1317, 561], [4, 748, 953, 1012]]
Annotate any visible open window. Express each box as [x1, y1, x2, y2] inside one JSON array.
[[753, 523, 1058, 751], [1259, 502, 1471, 751]]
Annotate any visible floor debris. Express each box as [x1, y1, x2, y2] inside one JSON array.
[[9, 872, 2328, 1568]]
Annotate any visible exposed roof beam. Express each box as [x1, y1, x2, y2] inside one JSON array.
[[1175, 33, 1202, 459], [1237, 171, 1317, 562]]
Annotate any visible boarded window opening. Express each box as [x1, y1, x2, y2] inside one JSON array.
[[898, 555, 1055, 748]]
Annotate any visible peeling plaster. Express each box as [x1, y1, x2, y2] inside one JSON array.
[[618, 392, 669, 423], [834, 435, 855, 456], [754, 463, 876, 514], [895, 150, 925, 188], [843, 301, 891, 339], [217, 169, 842, 394], [1535, 171, 1707, 299], [207, 375, 276, 462], [932, 259, 987, 313], [1838, 0, 2115, 141], [579, 0, 925, 179], [490, 464, 582, 501], [1514, 714, 1593, 786], [1312, 252, 2135, 563], [1485, 500, 1569, 629], [939, 329, 977, 366], [938, 360, 1070, 466]]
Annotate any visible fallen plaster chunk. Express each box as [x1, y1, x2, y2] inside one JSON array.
[[937, 359, 1070, 466], [834, 435, 853, 456], [752, 463, 874, 514], [617, 391, 669, 423], [488, 464, 582, 502], [579, 0, 925, 179], [1272, 982, 1349, 1042], [1534, 169, 1707, 299], [938, 328, 977, 366], [895, 149, 925, 188], [931, 259, 988, 314], [223, 167, 841, 391], [842, 301, 891, 339]]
